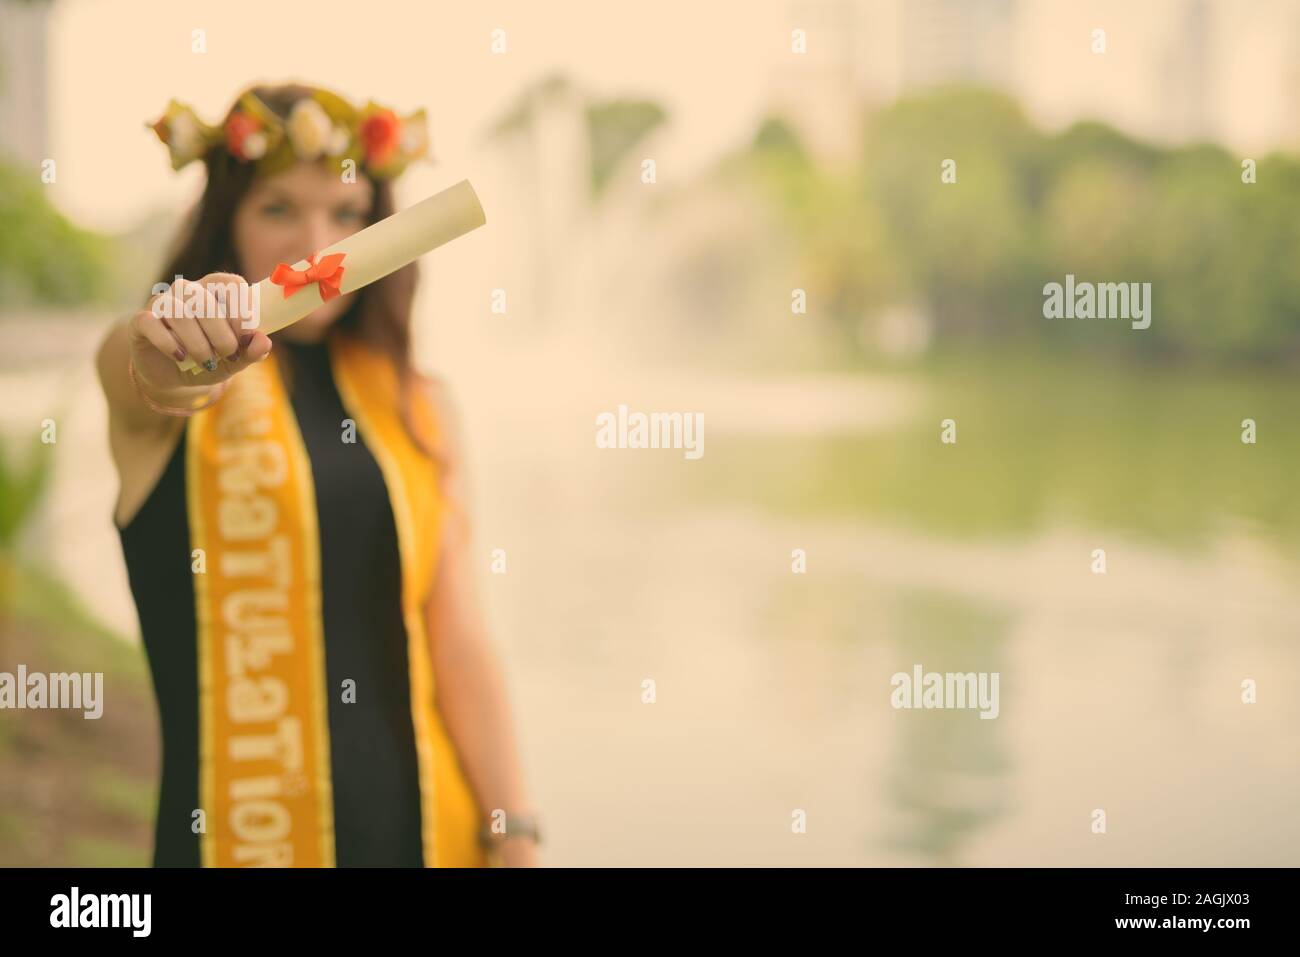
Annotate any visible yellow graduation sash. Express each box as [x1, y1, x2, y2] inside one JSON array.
[[185, 333, 486, 867]]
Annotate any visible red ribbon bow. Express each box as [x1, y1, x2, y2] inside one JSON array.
[[270, 252, 346, 302]]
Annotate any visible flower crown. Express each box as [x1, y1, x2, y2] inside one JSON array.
[[148, 86, 430, 180]]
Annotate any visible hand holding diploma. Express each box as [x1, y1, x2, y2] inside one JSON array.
[[126, 272, 276, 401], [125, 180, 488, 390]]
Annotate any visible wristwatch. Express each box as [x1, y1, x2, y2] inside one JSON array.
[[478, 812, 542, 850]]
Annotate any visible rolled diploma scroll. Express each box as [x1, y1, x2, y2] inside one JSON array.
[[176, 178, 486, 373]]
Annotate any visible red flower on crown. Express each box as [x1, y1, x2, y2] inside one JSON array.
[[224, 112, 263, 161], [359, 109, 402, 169]]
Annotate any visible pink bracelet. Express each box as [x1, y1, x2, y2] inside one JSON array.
[[128, 357, 229, 417]]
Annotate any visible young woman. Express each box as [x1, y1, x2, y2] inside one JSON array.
[[95, 83, 539, 867]]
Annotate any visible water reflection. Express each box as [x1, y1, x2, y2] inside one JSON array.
[[882, 588, 1014, 864]]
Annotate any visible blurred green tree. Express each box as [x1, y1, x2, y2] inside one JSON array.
[[0, 159, 112, 308]]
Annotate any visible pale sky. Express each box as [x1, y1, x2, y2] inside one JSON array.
[[46, 0, 789, 230], [42, 0, 1300, 231]]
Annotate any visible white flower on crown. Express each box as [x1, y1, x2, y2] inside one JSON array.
[[401, 122, 427, 156], [326, 126, 350, 157], [287, 99, 333, 160], [241, 131, 268, 160], [169, 111, 206, 159]]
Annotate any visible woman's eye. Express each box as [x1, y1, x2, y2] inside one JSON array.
[[260, 203, 291, 218], [335, 208, 365, 224]]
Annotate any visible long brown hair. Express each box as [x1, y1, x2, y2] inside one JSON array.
[[155, 83, 439, 463]]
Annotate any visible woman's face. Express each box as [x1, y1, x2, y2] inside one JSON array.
[[231, 160, 375, 342]]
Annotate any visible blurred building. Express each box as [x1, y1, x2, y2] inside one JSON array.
[[1160, 0, 1210, 141], [0, 0, 52, 168], [764, 0, 1300, 163], [764, 0, 1021, 168], [766, 0, 867, 166], [899, 0, 1018, 93]]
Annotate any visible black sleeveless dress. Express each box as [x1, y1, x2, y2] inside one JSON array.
[[116, 337, 426, 866]]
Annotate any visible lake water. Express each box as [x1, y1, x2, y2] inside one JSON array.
[[5, 319, 1297, 865]]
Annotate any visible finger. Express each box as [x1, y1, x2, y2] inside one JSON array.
[[225, 329, 274, 371], [196, 288, 241, 363], [199, 273, 256, 358], [161, 280, 221, 369], [241, 329, 274, 363], [144, 287, 185, 356], [130, 310, 188, 362]]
